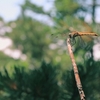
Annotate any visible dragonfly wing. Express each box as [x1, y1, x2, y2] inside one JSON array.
[[78, 36, 87, 48], [70, 37, 76, 46], [81, 35, 94, 42], [79, 35, 94, 49]]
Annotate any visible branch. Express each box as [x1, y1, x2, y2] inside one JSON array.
[[67, 38, 86, 100]]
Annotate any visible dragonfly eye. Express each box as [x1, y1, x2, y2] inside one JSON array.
[[73, 32, 78, 37], [69, 33, 73, 38]]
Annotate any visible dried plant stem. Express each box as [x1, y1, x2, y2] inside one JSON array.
[[67, 38, 86, 100]]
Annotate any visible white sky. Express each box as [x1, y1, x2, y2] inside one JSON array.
[[0, 0, 53, 22], [0, 0, 24, 22]]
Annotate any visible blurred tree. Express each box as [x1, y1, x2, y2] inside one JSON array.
[[0, 17, 28, 67], [5, 0, 53, 66], [5, 0, 72, 68], [6, 17, 51, 66]]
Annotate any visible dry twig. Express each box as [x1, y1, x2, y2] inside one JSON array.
[[67, 38, 86, 100]]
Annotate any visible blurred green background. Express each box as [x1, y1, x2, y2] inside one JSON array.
[[0, 0, 100, 100]]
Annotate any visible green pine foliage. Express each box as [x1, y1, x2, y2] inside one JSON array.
[[1, 57, 100, 100], [0, 61, 59, 100]]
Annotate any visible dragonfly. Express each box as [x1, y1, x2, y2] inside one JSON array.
[[68, 31, 98, 47], [51, 21, 98, 48]]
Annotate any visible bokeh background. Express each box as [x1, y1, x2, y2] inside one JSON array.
[[0, 0, 100, 100]]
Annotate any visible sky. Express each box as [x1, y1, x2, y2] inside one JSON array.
[[0, 0, 53, 22], [0, 0, 24, 22]]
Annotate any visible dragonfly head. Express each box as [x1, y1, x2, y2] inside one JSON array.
[[69, 31, 78, 38], [69, 33, 73, 38]]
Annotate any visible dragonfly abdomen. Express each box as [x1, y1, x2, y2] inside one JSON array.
[[78, 33, 98, 36]]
